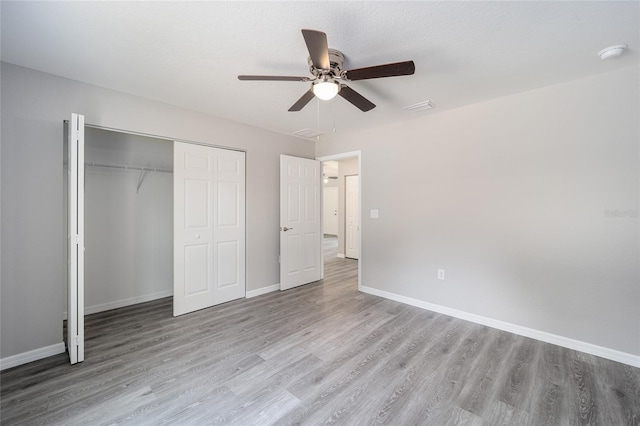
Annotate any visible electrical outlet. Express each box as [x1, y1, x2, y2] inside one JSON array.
[[437, 269, 445, 280]]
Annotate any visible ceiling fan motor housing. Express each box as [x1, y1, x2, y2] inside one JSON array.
[[308, 49, 345, 79]]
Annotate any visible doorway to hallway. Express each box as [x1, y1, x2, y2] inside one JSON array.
[[318, 152, 361, 290]]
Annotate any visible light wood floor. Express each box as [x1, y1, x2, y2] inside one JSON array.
[[1, 236, 639, 425]]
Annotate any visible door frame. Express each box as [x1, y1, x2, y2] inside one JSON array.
[[316, 151, 362, 290]]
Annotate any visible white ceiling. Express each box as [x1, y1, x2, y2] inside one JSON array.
[[2, 1, 638, 140]]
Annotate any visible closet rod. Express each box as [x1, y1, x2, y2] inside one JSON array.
[[85, 162, 172, 174]]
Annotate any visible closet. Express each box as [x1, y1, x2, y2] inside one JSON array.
[[84, 127, 174, 312], [64, 117, 246, 364]]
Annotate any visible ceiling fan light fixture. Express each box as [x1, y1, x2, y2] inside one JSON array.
[[312, 80, 340, 100]]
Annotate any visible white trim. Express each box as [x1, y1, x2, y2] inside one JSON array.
[[81, 122, 246, 154], [0, 342, 66, 371], [246, 284, 280, 298], [317, 151, 361, 161], [317, 151, 362, 292], [85, 290, 173, 316], [360, 285, 640, 368], [64, 290, 173, 319], [336, 253, 346, 259]]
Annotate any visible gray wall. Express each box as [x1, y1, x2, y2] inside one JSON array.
[[0, 62, 314, 359], [316, 66, 640, 356]]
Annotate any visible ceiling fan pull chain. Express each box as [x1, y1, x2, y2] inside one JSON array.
[[317, 97, 321, 140], [332, 102, 336, 134]]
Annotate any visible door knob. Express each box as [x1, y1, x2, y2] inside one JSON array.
[[282, 227, 294, 232]]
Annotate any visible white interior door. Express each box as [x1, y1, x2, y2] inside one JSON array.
[[323, 187, 339, 235], [67, 113, 85, 364], [174, 142, 245, 316], [280, 155, 322, 290], [345, 175, 360, 259]]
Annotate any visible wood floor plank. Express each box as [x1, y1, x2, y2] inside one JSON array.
[[592, 355, 640, 425], [455, 328, 517, 417], [496, 336, 541, 413], [1, 236, 638, 425]]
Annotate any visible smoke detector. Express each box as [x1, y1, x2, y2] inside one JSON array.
[[598, 44, 628, 60]]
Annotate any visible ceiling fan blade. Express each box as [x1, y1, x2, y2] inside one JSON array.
[[302, 29, 330, 70], [288, 89, 316, 112], [338, 85, 376, 112], [344, 61, 415, 81], [238, 75, 311, 82]]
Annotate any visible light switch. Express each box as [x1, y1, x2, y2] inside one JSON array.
[[370, 209, 379, 219]]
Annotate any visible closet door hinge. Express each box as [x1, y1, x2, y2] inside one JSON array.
[[72, 335, 82, 346], [71, 234, 81, 245]]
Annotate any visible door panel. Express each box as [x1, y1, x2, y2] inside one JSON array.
[[174, 142, 245, 316], [184, 244, 210, 294], [212, 148, 245, 304], [217, 182, 239, 226], [304, 233, 317, 269], [67, 113, 85, 364], [185, 180, 210, 227], [174, 143, 215, 315], [305, 184, 317, 219], [323, 187, 339, 235], [345, 175, 360, 259], [217, 241, 238, 287], [280, 155, 321, 290]]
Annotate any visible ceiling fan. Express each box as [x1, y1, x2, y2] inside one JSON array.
[[238, 29, 415, 112]]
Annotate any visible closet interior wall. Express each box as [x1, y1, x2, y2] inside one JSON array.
[[79, 127, 173, 315]]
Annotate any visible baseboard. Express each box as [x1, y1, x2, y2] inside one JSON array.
[[64, 289, 173, 319], [336, 253, 346, 259], [360, 285, 640, 368], [0, 342, 66, 371], [246, 284, 280, 298]]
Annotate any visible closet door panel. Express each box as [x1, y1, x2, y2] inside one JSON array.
[[217, 240, 239, 287], [183, 244, 210, 295], [174, 143, 245, 316], [185, 180, 210, 228], [174, 142, 215, 316], [67, 113, 85, 364], [212, 148, 246, 304], [217, 181, 239, 227]]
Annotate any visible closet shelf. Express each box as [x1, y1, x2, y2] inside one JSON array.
[[85, 162, 172, 174]]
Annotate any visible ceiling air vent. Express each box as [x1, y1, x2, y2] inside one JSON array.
[[293, 128, 323, 139], [403, 100, 435, 113]]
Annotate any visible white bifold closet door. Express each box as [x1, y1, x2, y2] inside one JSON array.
[[67, 113, 85, 364], [173, 142, 246, 316]]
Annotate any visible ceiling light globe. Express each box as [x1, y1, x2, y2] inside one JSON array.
[[313, 81, 340, 100]]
